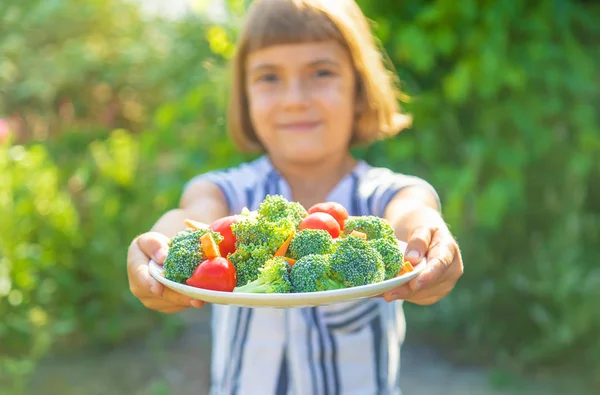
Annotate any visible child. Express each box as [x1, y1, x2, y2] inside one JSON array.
[[127, 0, 463, 394]]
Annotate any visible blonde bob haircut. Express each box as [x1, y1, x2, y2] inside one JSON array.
[[228, 0, 412, 153]]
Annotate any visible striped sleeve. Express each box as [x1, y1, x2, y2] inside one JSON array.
[[189, 169, 240, 215], [358, 167, 441, 218], [183, 158, 269, 215]]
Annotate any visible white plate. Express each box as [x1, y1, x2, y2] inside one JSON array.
[[149, 240, 425, 308]]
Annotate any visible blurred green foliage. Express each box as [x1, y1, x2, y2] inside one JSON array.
[[356, 0, 600, 377], [0, 0, 246, 391], [0, 0, 599, 390]]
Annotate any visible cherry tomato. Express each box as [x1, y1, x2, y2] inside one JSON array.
[[299, 212, 341, 238], [307, 202, 349, 230], [209, 215, 242, 257], [186, 257, 237, 292]]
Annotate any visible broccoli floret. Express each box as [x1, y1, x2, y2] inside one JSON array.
[[257, 194, 307, 227], [229, 214, 295, 286], [239, 207, 258, 218], [232, 216, 294, 253], [288, 229, 334, 260], [290, 254, 344, 293], [228, 243, 273, 287], [163, 229, 224, 283], [233, 256, 291, 293], [329, 235, 385, 287], [343, 216, 396, 240], [369, 238, 403, 280], [230, 210, 297, 286]]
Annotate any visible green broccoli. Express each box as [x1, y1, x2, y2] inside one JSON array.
[[229, 203, 300, 286], [290, 254, 344, 293], [228, 243, 273, 287], [233, 256, 291, 293], [257, 194, 307, 227], [231, 215, 294, 253], [343, 216, 396, 240], [329, 235, 385, 287], [288, 229, 334, 260], [369, 238, 403, 280], [163, 229, 224, 283]]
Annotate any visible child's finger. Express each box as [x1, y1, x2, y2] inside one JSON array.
[[159, 299, 203, 313], [160, 287, 201, 307], [127, 237, 166, 299], [404, 226, 434, 265], [137, 232, 170, 265], [382, 283, 413, 302], [413, 240, 456, 292], [133, 260, 165, 297], [160, 305, 193, 314]]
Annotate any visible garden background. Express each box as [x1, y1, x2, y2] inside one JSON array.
[[1, 0, 599, 394]]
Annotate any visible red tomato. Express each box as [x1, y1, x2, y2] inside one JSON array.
[[186, 257, 236, 292], [209, 215, 242, 257], [307, 202, 349, 230], [299, 212, 341, 238]]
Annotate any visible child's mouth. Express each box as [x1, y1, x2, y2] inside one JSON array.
[[279, 121, 321, 133]]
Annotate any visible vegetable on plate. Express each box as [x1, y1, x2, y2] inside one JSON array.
[[162, 194, 410, 294]]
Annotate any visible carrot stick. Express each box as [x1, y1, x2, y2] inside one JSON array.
[[200, 232, 221, 259], [185, 218, 206, 230], [284, 257, 297, 267], [350, 230, 367, 240], [398, 261, 415, 276], [275, 231, 295, 257]]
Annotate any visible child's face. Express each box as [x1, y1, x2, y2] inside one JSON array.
[[245, 40, 356, 164]]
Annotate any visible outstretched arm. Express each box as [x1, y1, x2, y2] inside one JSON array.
[[127, 180, 229, 313], [383, 186, 463, 305], [151, 179, 230, 237]]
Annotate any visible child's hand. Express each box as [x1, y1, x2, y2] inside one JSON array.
[[382, 226, 463, 305], [127, 232, 204, 313]]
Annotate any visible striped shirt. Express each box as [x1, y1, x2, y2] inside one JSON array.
[[190, 155, 440, 395]]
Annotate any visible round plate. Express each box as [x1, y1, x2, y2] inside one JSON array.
[[148, 240, 425, 308]]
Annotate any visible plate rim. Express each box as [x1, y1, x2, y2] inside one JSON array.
[[148, 240, 426, 307]]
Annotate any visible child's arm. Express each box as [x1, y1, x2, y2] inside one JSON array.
[[152, 179, 230, 237], [127, 180, 229, 313], [383, 186, 464, 305]]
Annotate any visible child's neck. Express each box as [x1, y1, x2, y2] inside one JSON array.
[[268, 153, 358, 209]]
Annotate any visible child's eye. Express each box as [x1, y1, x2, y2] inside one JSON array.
[[257, 73, 278, 83], [314, 69, 335, 78]]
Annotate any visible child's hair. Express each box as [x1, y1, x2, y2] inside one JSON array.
[[227, 0, 412, 153]]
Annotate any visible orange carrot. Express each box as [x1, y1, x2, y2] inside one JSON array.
[[185, 218, 206, 230], [398, 261, 414, 276], [275, 231, 295, 257], [284, 257, 297, 267], [350, 230, 367, 240], [200, 232, 221, 259]]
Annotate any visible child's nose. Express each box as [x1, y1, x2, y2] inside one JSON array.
[[281, 78, 309, 109]]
